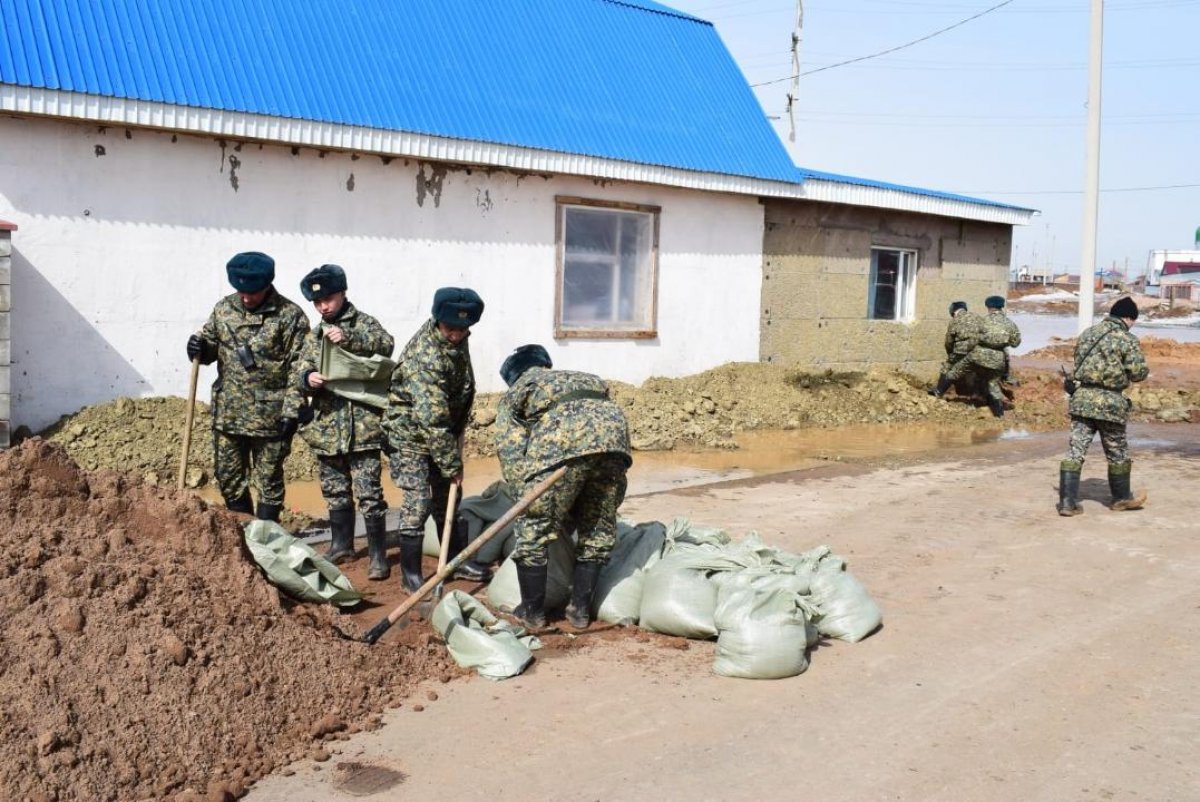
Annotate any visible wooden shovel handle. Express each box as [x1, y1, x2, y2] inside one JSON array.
[[176, 356, 201, 490], [436, 483, 459, 577], [363, 465, 567, 644]]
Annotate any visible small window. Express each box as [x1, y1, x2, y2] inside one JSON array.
[[555, 197, 660, 338], [868, 247, 918, 321]]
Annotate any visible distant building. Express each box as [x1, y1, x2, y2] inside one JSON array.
[[1147, 249, 1200, 286]]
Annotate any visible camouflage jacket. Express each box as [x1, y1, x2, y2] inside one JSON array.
[[199, 288, 309, 436], [296, 302, 395, 456], [1068, 316, 1148, 424], [383, 318, 475, 478], [945, 312, 985, 358], [495, 366, 632, 486], [968, 311, 1021, 370]]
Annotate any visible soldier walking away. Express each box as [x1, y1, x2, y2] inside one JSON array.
[[964, 295, 1021, 417], [1057, 296, 1149, 516], [295, 265, 395, 573], [929, 300, 983, 398], [495, 345, 633, 631], [383, 287, 485, 590], [186, 252, 309, 521]]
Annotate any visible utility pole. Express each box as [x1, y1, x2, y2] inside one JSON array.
[[1077, 0, 1103, 332], [786, 0, 804, 142]]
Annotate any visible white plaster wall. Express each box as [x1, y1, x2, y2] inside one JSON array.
[[0, 116, 765, 432]]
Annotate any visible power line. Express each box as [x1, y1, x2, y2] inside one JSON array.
[[750, 0, 1016, 86]]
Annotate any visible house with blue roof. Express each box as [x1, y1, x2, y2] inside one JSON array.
[[0, 0, 1035, 435]]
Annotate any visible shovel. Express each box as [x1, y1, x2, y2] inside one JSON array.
[[415, 483, 459, 617], [362, 465, 567, 644], [176, 355, 201, 490]]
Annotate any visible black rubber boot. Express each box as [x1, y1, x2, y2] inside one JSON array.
[[256, 502, 281, 522], [398, 532, 424, 592], [225, 492, 253, 514], [988, 397, 1005, 418], [1056, 465, 1083, 517], [513, 564, 548, 629], [565, 561, 602, 629], [928, 376, 952, 398], [1108, 463, 1147, 511], [325, 508, 357, 564], [446, 517, 490, 582], [366, 518, 390, 581]]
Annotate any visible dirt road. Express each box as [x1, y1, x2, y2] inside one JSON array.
[[247, 424, 1199, 802]]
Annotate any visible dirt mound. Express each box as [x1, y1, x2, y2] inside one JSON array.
[[0, 439, 461, 801], [39, 359, 1200, 491]]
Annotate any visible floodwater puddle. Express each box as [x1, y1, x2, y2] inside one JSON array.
[[212, 421, 1009, 516]]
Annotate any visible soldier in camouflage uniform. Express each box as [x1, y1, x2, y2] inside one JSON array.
[[186, 252, 309, 521], [295, 264, 395, 575], [1057, 296, 1149, 516], [383, 287, 484, 591], [961, 295, 1021, 417], [495, 344, 632, 630], [930, 300, 984, 398]]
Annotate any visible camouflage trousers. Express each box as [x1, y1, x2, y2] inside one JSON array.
[[317, 451, 386, 520], [388, 450, 452, 535], [511, 453, 629, 569], [1065, 415, 1130, 467], [213, 429, 292, 507], [945, 359, 1004, 403]]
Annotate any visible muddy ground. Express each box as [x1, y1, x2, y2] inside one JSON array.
[[246, 424, 1200, 802], [36, 342, 1200, 495]]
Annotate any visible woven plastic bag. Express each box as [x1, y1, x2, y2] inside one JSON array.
[[637, 552, 719, 639], [808, 563, 882, 643], [430, 591, 540, 681], [594, 521, 667, 625], [486, 534, 576, 612], [713, 587, 815, 679], [242, 520, 362, 607]]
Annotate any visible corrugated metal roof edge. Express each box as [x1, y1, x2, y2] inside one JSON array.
[[0, 86, 1038, 226], [798, 167, 1036, 215], [599, 0, 706, 23]]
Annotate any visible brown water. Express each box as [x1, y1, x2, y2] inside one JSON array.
[[202, 421, 1007, 517]]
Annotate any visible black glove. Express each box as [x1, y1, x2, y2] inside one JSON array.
[[278, 417, 299, 438], [186, 335, 216, 364], [297, 405, 315, 425]]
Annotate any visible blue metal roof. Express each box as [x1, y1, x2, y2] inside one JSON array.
[[0, 0, 799, 183], [797, 166, 1036, 214]]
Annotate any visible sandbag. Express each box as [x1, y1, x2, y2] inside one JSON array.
[[486, 534, 576, 612], [242, 520, 362, 607], [713, 587, 813, 679], [430, 591, 540, 680], [422, 481, 520, 562], [594, 521, 667, 625], [637, 553, 718, 639], [808, 564, 882, 643]]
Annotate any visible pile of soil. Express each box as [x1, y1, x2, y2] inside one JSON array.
[[0, 439, 462, 801], [38, 357, 1200, 490]]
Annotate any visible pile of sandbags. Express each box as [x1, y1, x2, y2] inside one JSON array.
[[433, 484, 883, 681]]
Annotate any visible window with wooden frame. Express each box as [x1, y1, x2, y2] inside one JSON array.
[[867, 247, 918, 322], [555, 196, 660, 338]]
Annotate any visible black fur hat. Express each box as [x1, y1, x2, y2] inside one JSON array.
[[226, 251, 275, 292], [949, 300, 968, 316], [1110, 296, 1139, 321], [300, 264, 348, 301], [500, 344, 552, 386], [432, 287, 484, 327], [985, 295, 1006, 309]]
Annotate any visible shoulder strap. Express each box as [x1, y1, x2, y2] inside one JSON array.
[[1076, 327, 1115, 373]]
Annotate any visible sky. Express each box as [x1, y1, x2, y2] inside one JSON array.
[[664, 0, 1199, 280]]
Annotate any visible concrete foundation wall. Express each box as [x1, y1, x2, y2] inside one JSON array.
[[0, 116, 765, 432], [761, 199, 1011, 374]]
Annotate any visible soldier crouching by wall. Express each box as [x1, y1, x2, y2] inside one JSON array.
[[1056, 296, 1149, 516], [965, 295, 1021, 417], [930, 300, 983, 398], [495, 345, 633, 631], [295, 264, 395, 571], [186, 251, 309, 521]]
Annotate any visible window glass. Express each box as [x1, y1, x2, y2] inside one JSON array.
[[868, 248, 917, 321], [558, 201, 658, 336]]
